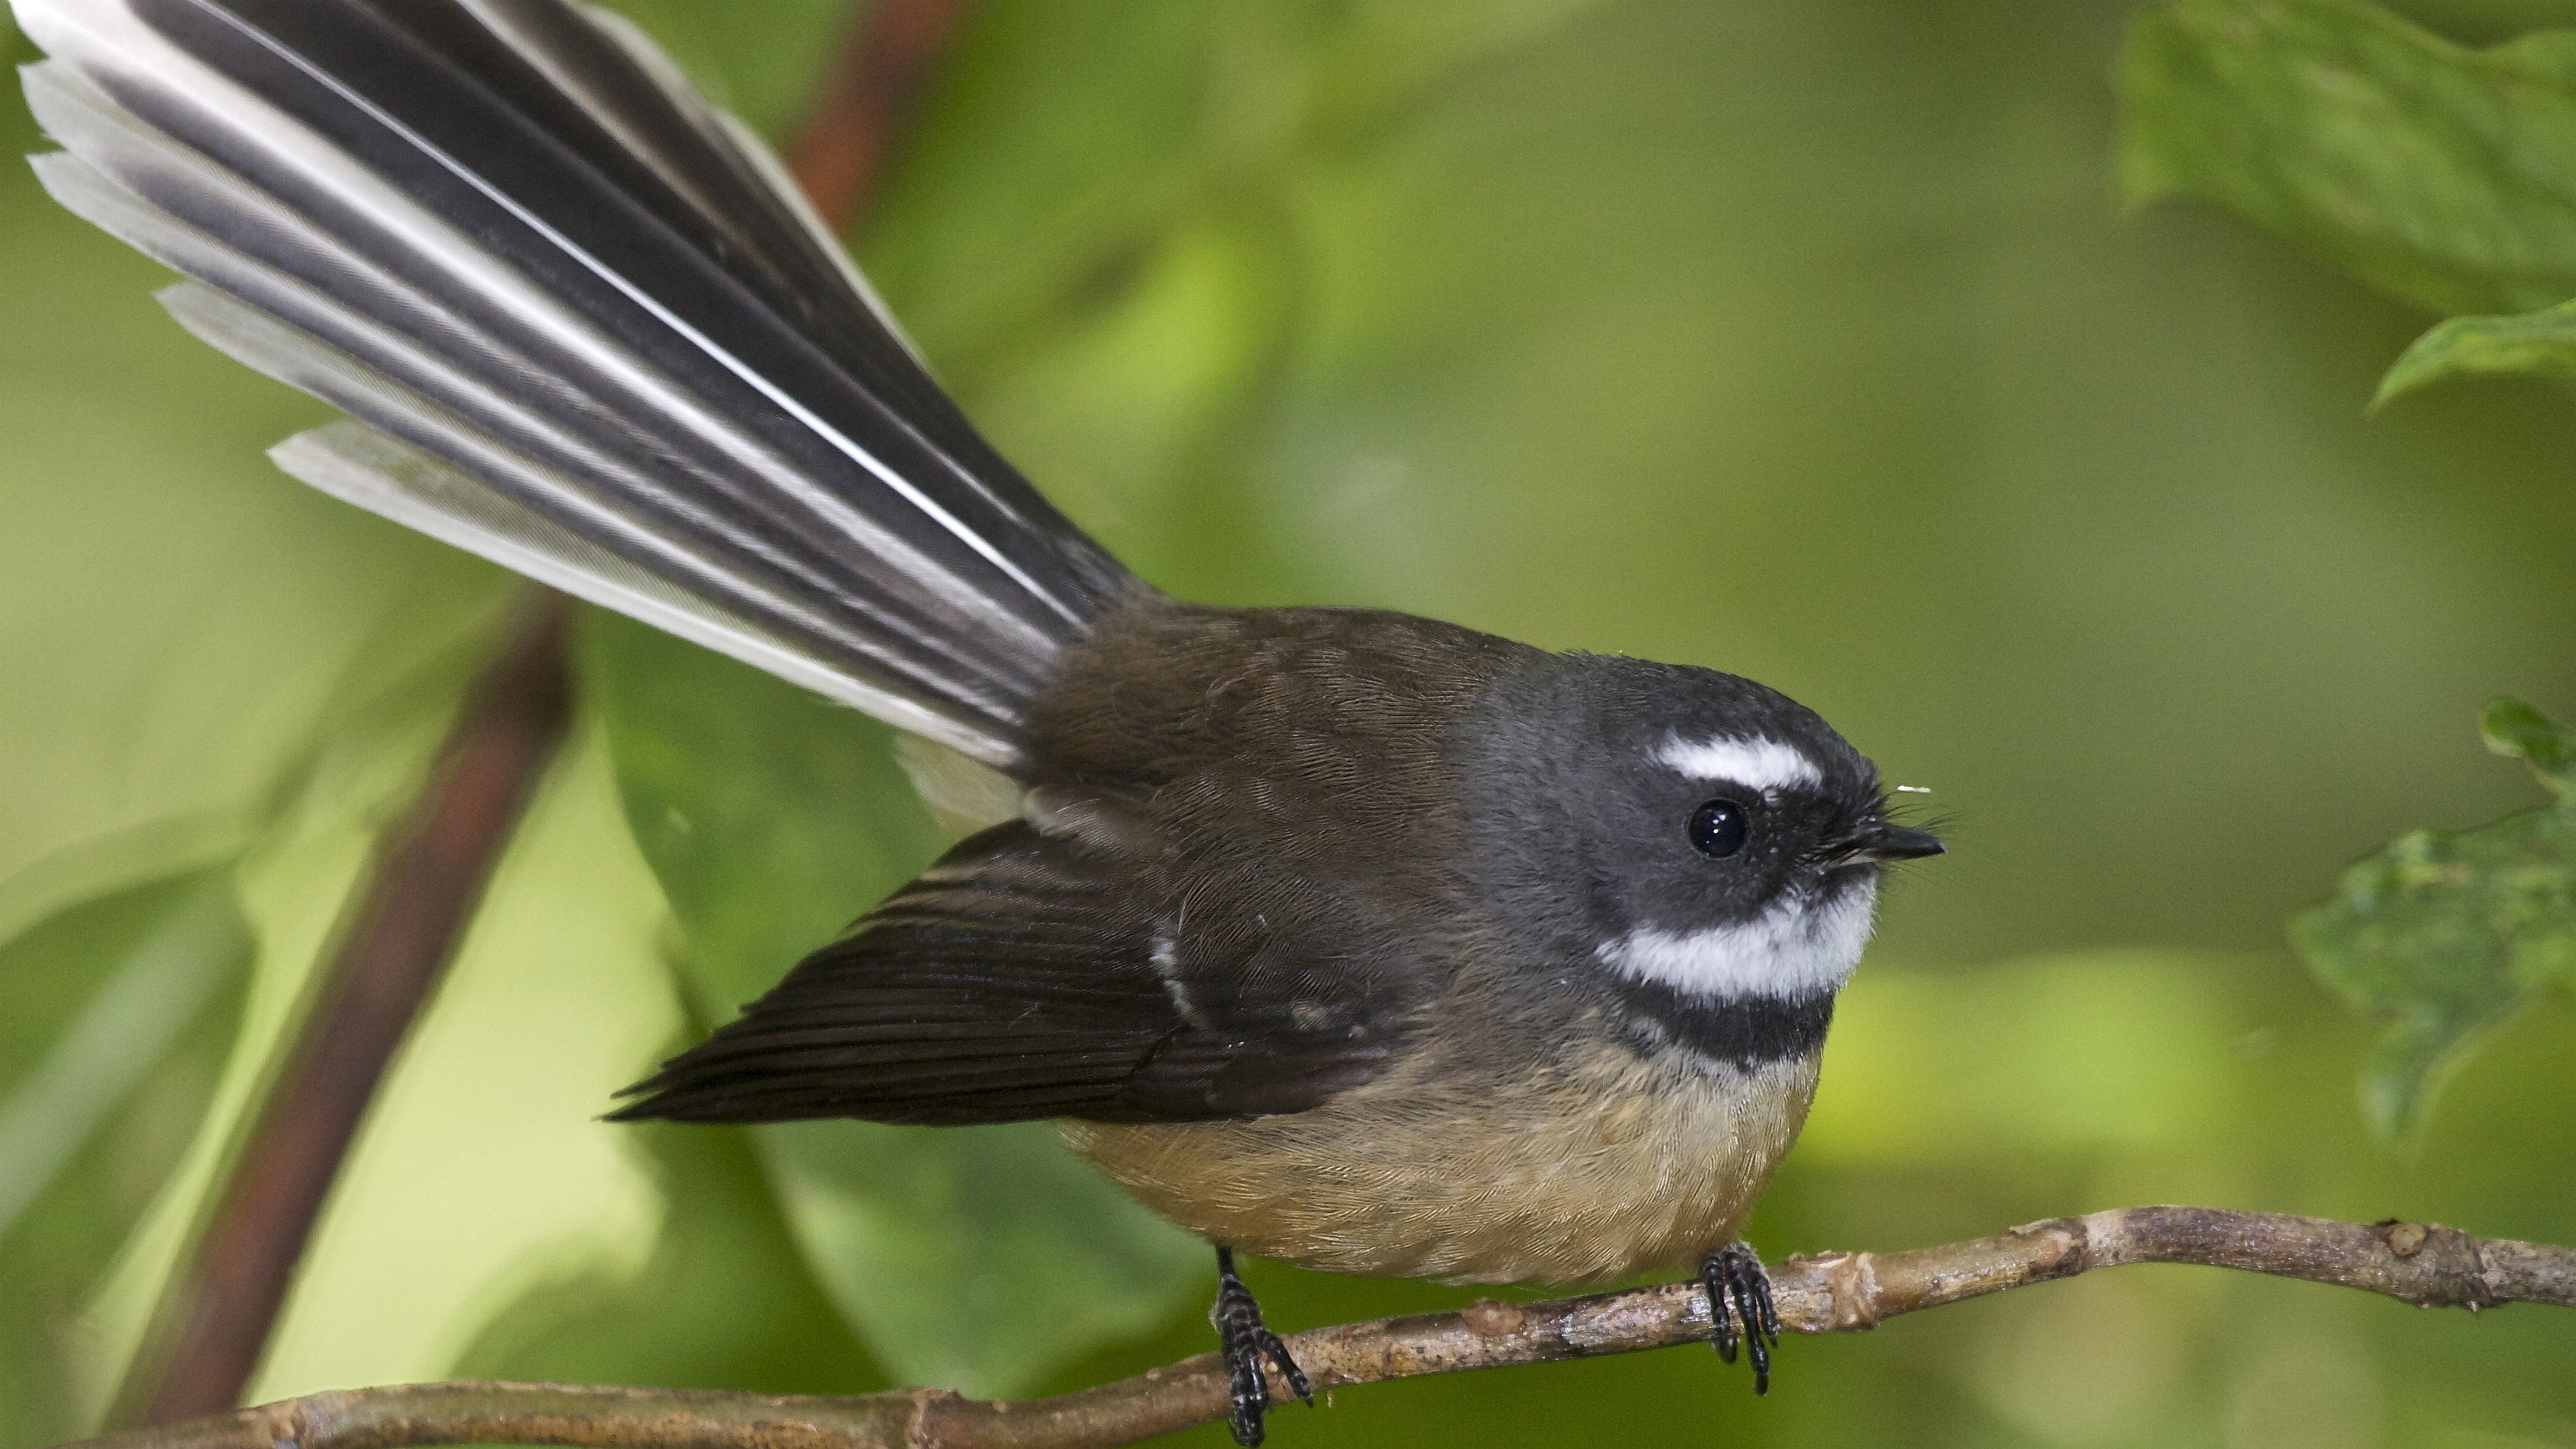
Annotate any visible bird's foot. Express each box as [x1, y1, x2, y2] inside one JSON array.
[[1699, 1241, 1783, 1395], [1211, 1247, 1312, 1446]]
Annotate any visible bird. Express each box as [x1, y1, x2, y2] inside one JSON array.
[[13, 1, 1943, 1442]]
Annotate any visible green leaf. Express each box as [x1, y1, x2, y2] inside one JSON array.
[[76, 626, 526, 1420], [757, 1118, 1208, 1396], [2120, 0, 2576, 319], [578, 612, 1203, 1397], [2290, 698, 2576, 1148], [2375, 295, 2576, 403], [865, 2, 1617, 397], [2483, 695, 2576, 791], [450, 1119, 880, 1395], [0, 869, 252, 1449]]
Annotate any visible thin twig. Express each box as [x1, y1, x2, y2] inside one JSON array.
[[784, 0, 973, 233], [132, 598, 576, 1424], [87, 1206, 2576, 1449]]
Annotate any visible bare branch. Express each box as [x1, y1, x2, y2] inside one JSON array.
[[78, 1205, 2576, 1449], [128, 598, 576, 1425], [785, 0, 973, 233]]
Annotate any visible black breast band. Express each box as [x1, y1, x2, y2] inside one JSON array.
[[1604, 974, 1835, 1071]]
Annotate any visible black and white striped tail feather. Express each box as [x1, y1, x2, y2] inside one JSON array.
[[13, 0, 1137, 770]]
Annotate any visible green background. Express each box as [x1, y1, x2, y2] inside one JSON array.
[[3, 1, 2574, 1446]]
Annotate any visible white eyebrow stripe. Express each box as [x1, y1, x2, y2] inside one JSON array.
[[1655, 733, 1825, 791]]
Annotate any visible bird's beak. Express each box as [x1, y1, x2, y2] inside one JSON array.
[[1858, 823, 1946, 861]]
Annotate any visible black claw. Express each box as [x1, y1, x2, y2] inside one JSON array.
[[1699, 1242, 1782, 1396], [1212, 1247, 1310, 1445], [1265, 1329, 1316, 1407]]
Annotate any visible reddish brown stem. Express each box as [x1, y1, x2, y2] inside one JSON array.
[[785, 0, 973, 231], [135, 598, 575, 1424]]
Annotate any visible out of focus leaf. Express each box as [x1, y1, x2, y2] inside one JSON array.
[[578, 613, 1202, 1396], [0, 868, 251, 1449], [70, 609, 509, 1424], [868, 1, 1613, 393], [2376, 294, 2576, 403], [239, 731, 679, 1407], [757, 1117, 1205, 1397], [2485, 695, 2576, 783], [2119, 0, 2576, 319], [450, 1119, 877, 1395], [2290, 698, 2576, 1147], [576, 613, 947, 1016], [962, 210, 1303, 600]]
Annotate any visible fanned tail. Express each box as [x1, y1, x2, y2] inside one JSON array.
[[14, 0, 1141, 769]]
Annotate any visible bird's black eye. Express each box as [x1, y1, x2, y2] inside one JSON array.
[[1689, 798, 1749, 858]]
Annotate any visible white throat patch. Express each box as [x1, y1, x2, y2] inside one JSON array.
[[1595, 879, 1878, 1000], [1655, 732, 1823, 793]]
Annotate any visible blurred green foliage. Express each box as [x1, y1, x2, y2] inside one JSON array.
[[447, 1120, 876, 1395], [2293, 701, 2576, 1146], [5, 2, 2576, 1448], [2122, 0, 2576, 319], [0, 873, 250, 1448], [2123, 0, 2576, 1150], [2123, 0, 2576, 403], [2382, 293, 2576, 399]]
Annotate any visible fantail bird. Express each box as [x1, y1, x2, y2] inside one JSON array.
[[13, 1, 1943, 1441]]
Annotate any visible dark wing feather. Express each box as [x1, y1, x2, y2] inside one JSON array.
[[614, 823, 1406, 1127]]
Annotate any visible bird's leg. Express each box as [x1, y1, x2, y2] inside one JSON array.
[[1210, 1246, 1312, 1446], [1699, 1240, 1783, 1395]]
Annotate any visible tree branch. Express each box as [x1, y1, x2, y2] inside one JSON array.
[[79, 1206, 2576, 1449], [128, 597, 576, 1425], [784, 0, 972, 233]]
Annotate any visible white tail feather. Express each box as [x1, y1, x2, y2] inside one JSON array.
[[12, 0, 1139, 771]]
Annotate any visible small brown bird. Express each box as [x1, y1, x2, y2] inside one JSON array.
[[14, 1, 1942, 1440]]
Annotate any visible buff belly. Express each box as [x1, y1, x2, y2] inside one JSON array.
[[1058, 1042, 1822, 1286]]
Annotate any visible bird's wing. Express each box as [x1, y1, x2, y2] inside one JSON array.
[[614, 821, 1410, 1126]]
